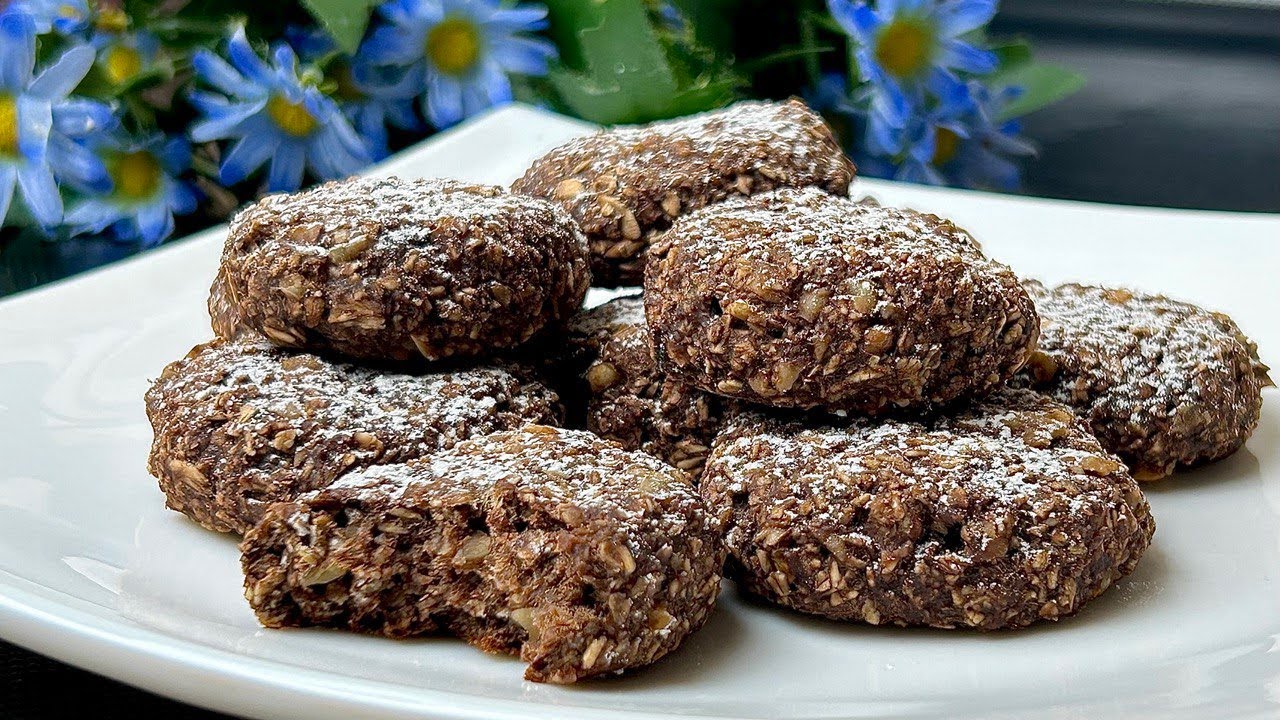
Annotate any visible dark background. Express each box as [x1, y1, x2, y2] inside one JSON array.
[[2, 1, 1278, 717]]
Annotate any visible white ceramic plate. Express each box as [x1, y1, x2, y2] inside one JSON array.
[[1, 104, 1277, 720]]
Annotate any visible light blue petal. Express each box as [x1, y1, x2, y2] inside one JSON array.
[[311, 125, 367, 178], [896, 158, 945, 186], [828, 0, 879, 45], [47, 134, 109, 192], [16, 161, 63, 226], [939, 39, 997, 75], [219, 128, 277, 185], [51, 98, 115, 137], [65, 199, 120, 234], [385, 99, 423, 130], [0, 11, 36, 90], [937, 0, 997, 36], [192, 49, 248, 97], [487, 5, 549, 32], [490, 35, 555, 76], [17, 95, 51, 162], [28, 44, 95, 100], [159, 137, 191, 172], [226, 26, 275, 87], [267, 141, 306, 192], [877, 0, 901, 20], [424, 72, 465, 129], [189, 98, 266, 142], [135, 199, 173, 246], [0, 167, 15, 225], [361, 25, 425, 66]]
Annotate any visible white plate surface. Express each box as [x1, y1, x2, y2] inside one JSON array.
[[1, 105, 1278, 720]]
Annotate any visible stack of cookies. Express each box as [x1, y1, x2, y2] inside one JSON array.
[[145, 100, 1270, 683]]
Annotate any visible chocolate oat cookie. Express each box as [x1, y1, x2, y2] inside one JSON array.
[[1020, 281, 1271, 480], [701, 388, 1154, 630], [215, 176, 590, 362], [145, 338, 561, 534], [645, 188, 1038, 414], [242, 425, 724, 683], [512, 99, 855, 286], [584, 299, 728, 478]]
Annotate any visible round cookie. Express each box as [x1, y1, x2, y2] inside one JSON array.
[[700, 388, 1155, 630], [215, 175, 590, 362], [242, 425, 725, 684], [584, 298, 729, 478], [145, 338, 562, 534], [1020, 281, 1271, 480], [645, 188, 1038, 414], [513, 99, 855, 287]]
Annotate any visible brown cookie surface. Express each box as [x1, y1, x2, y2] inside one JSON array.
[[214, 176, 590, 362], [583, 297, 729, 479], [645, 188, 1038, 413], [241, 425, 724, 684], [1020, 281, 1270, 480], [145, 338, 561, 533], [513, 99, 855, 286], [700, 388, 1154, 630]]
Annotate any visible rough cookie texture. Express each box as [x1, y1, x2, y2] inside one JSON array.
[[214, 176, 590, 361], [242, 425, 724, 683], [1020, 281, 1271, 480], [145, 338, 561, 534], [584, 297, 728, 479], [701, 388, 1154, 630], [645, 188, 1038, 413], [512, 99, 855, 286]]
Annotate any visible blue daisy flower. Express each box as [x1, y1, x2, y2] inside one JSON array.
[[286, 25, 425, 161], [363, 0, 556, 129], [11, 0, 90, 36], [65, 134, 197, 246], [46, 96, 116, 195], [91, 29, 162, 87], [828, 0, 997, 127], [0, 10, 99, 229], [189, 26, 371, 192]]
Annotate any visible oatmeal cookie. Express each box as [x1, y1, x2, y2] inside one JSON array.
[[1020, 281, 1271, 480], [215, 176, 590, 362], [241, 425, 724, 684], [645, 188, 1037, 413], [512, 99, 855, 286], [584, 300, 728, 479], [145, 338, 561, 534], [701, 388, 1154, 630]]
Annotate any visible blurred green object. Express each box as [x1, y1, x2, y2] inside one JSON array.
[[542, 0, 739, 123]]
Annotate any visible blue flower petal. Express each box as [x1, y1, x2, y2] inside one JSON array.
[[52, 98, 115, 137], [17, 95, 51, 162], [135, 199, 173, 247], [219, 128, 276, 185], [47, 133, 110, 192], [189, 98, 267, 142], [938, 39, 997, 76], [28, 44, 95, 100], [936, 0, 997, 36], [424, 72, 465, 129], [170, 181, 198, 216], [159, 137, 191, 172], [490, 34, 555, 76], [65, 198, 119, 235], [267, 141, 306, 192], [192, 49, 250, 97], [226, 26, 276, 87], [0, 11, 36, 91], [0, 167, 15, 226], [361, 25, 425, 66], [16, 161, 63, 227], [487, 5, 549, 32]]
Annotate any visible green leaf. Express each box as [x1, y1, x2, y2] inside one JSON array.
[[995, 63, 1085, 120], [990, 39, 1033, 75], [299, 0, 378, 54], [544, 0, 734, 124]]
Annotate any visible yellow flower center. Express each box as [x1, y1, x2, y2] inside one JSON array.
[[95, 8, 129, 33], [104, 45, 143, 85], [111, 150, 162, 201], [0, 94, 19, 160], [874, 19, 934, 79], [56, 3, 82, 22], [266, 95, 317, 137], [427, 18, 481, 75], [932, 127, 960, 165]]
